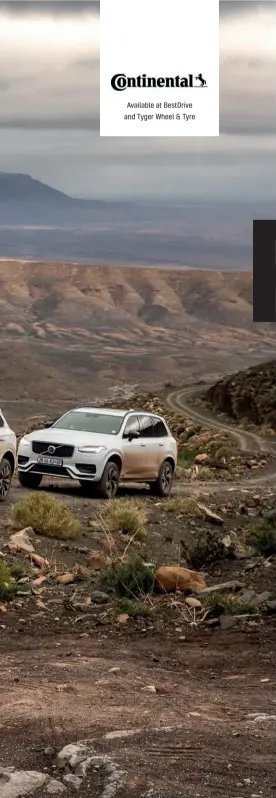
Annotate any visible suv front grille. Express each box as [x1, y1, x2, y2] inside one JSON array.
[[32, 442, 74, 458]]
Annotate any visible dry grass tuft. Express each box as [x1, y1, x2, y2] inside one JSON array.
[[101, 498, 148, 540], [12, 492, 82, 540]]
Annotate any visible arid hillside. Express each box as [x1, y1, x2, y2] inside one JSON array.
[[206, 360, 276, 430], [1, 260, 276, 403]]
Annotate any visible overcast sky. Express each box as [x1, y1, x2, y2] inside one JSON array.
[[0, 1, 275, 200]]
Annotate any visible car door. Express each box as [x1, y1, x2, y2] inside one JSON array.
[[121, 415, 145, 479], [151, 416, 170, 471], [137, 415, 158, 478]]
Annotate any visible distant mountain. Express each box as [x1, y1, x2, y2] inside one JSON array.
[[0, 171, 107, 209], [0, 172, 269, 268]]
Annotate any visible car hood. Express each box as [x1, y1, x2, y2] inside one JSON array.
[[22, 429, 120, 448]]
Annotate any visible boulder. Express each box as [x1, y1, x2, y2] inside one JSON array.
[[10, 528, 34, 554], [154, 565, 206, 594], [196, 504, 224, 525], [197, 580, 244, 597]]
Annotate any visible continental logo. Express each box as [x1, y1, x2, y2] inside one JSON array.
[[111, 73, 207, 91]]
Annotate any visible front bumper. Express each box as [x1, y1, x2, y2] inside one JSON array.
[[17, 450, 106, 481]]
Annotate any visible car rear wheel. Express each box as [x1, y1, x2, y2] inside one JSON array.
[[18, 472, 42, 489], [96, 460, 120, 499], [149, 460, 173, 497], [0, 458, 12, 502]]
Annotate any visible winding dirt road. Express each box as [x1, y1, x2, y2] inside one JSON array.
[[167, 386, 276, 491]]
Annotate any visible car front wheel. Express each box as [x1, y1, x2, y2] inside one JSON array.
[[18, 471, 42, 489], [96, 460, 120, 499], [0, 458, 12, 502], [149, 460, 174, 497]]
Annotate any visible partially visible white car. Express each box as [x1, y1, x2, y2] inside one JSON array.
[[0, 409, 17, 502], [17, 406, 178, 499]]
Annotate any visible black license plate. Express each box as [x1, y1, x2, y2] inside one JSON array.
[[37, 456, 63, 467]]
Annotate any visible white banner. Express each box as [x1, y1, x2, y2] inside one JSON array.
[[100, 0, 219, 137]]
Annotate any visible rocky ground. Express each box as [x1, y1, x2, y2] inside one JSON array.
[[1, 388, 276, 798]]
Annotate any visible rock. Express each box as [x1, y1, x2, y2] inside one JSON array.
[[57, 573, 74, 585], [63, 774, 82, 789], [194, 453, 210, 465], [108, 667, 121, 673], [36, 599, 47, 610], [266, 599, 276, 613], [240, 589, 256, 604], [198, 580, 244, 597], [185, 596, 202, 608], [10, 529, 34, 554], [87, 551, 109, 570], [91, 590, 110, 604], [46, 778, 66, 794], [219, 615, 238, 631], [30, 553, 49, 570], [32, 576, 47, 587], [56, 742, 89, 769], [116, 613, 129, 623], [155, 565, 206, 594], [72, 597, 91, 612], [0, 767, 47, 797], [105, 729, 140, 739], [253, 591, 272, 607], [196, 503, 224, 525], [141, 684, 156, 693]]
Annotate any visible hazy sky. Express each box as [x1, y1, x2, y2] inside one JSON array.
[[0, 1, 275, 199]]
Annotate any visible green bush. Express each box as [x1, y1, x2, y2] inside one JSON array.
[[246, 522, 276, 557], [102, 556, 154, 599], [0, 560, 17, 602], [116, 598, 152, 617], [12, 493, 82, 540], [187, 530, 225, 569], [203, 592, 256, 617]]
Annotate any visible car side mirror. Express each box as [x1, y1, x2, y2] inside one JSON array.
[[123, 430, 140, 441], [44, 420, 55, 428]]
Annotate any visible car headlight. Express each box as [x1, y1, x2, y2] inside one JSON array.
[[19, 437, 31, 447], [77, 446, 107, 454]]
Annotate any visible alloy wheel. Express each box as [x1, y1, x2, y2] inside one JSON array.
[[161, 463, 173, 495], [0, 460, 12, 501], [106, 465, 119, 498]]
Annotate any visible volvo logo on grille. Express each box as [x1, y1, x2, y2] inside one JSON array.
[[48, 446, 56, 455]]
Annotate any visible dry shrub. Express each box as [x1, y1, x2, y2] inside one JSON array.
[[101, 498, 147, 540], [12, 493, 82, 540]]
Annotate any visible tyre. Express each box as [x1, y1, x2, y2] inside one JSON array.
[[18, 471, 42, 489], [0, 458, 12, 502], [149, 460, 174, 497], [95, 460, 120, 499]]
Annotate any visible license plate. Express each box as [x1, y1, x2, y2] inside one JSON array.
[[37, 456, 63, 467]]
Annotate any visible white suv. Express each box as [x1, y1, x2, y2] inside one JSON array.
[[17, 407, 177, 499], [0, 409, 17, 502]]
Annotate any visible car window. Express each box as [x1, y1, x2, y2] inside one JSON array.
[[0, 414, 4, 428], [151, 417, 168, 437], [123, 415, 140, 436], [139, 415, 153, 438]]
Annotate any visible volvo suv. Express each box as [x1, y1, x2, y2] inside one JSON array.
[[0, 409, 16, 502], [17, 407, 177, 499]]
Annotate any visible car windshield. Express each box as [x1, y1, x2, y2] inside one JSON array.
[[52, 411, 124, 435]]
